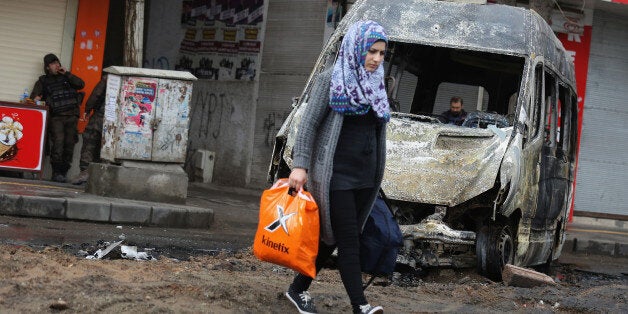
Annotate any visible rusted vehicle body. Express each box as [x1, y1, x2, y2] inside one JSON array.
[[268, 0, 579, 280]]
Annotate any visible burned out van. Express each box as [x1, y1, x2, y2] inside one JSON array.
[[268, 0, 578, 280]]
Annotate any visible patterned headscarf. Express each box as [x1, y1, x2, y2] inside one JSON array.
[[329, 20, 390, 122]]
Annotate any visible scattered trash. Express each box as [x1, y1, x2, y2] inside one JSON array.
[[121, 245, 155, 261], [50, 298, 68, 310], [86, 240, 123, 259], [77, 250, 89, 257], [118, 233, 126, 240], [84, 240, 156, 261]]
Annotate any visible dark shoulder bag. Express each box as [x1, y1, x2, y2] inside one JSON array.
[[360, 189, 403, 290]]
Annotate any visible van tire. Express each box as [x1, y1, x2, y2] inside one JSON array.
[[476, 220, 515, 281]]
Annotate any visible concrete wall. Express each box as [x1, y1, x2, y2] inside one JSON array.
[[144, 0, 184, 70], [144, 0, 326, 188], [249, 0, 327, 187], [187, 80, 257, 186], [144, 0, 257, 186]]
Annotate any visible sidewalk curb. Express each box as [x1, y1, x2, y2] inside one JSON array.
[[563, 238, 628, 257], [0, 193, 214, 229]]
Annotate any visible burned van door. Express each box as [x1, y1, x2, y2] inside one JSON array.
[[518, 62, 545, 213], [533, 72, 568, 230]]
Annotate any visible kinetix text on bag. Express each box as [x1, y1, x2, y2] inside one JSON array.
[[261, 235, 290, 254]]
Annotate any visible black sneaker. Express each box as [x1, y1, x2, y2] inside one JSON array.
[[285, 289, 317, 314], [355, 304, 383, 314]]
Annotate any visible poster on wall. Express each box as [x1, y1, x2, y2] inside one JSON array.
[[120, 77, 157, 135], [0, 102, 47, 172], [176, 0, 264, 81]]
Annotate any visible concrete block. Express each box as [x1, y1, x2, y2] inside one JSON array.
[[66, 199, 111, 222], [563, 239, 626, 257], [585, 241, 617, 256], [502, 264, 556, 288], [0, 194, 22, 215], [19, 196, 66, 219], [151, 205, 213, 228], [111, 203, 151, 225], [192, 149, 215, 183], [86, 162, 188, 204], [182, 207, 214, 228]]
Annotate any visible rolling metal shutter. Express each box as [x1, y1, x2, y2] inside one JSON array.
[[0, 0, 69, 102], [574, 9, 628, 216]]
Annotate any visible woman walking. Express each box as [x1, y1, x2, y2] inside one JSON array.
[[285, 20, 390, 314]]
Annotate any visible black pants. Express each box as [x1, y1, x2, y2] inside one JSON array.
[[290, 188, 372, 307], [48, 115, 78, 175]]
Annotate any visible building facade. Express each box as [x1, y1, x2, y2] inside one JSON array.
[[0, 0, 625, 218]]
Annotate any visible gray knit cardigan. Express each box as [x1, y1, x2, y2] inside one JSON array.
[[292, 68, 387, 245]]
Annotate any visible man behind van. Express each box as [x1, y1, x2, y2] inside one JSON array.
[[441, 96, 467, 125]]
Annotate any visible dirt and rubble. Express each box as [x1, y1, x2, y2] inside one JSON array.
[[0, 242, 626, 313]]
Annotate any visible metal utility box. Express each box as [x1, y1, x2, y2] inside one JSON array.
[[101, 66, 197, 163]]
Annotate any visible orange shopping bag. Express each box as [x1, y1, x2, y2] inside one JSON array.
[[253, 178, 319, 278]]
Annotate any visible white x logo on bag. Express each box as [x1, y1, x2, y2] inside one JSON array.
[[264, 205, 296, 235]]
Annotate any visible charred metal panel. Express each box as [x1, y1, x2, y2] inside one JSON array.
[[400, 221, 476, 245], [345, 0, 527, 54], [332, 0, 574, 83], [381, 113, 512, 206]]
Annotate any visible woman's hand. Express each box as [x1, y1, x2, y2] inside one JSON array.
[[288, 168, 308, 192]]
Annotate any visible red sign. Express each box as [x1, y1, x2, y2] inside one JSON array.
[[0, 102, 48, 172]]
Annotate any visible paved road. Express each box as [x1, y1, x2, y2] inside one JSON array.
[[0, 184, 260, 259]]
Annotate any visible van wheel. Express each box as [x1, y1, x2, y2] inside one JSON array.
[[476, 220, 515, 281]]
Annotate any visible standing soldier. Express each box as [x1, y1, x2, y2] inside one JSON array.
[[31, 53, 85, 182], [73, 74, 107, 185]]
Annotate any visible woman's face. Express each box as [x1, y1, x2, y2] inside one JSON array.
[[364, 41, 386, 72]]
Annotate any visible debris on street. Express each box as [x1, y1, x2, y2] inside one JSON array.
[[83, 240, 155, 261], [502, 264, 556, 287], [49, 299, 68, 310]]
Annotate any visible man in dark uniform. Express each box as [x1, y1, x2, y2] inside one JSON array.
[[441, 96, 467, 126], [72, 74, 106, 185], [30, 53, 85, 182]]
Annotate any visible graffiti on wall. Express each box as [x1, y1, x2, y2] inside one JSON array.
[[192, 90, 235, 140], [262, 111, 290, 147]]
